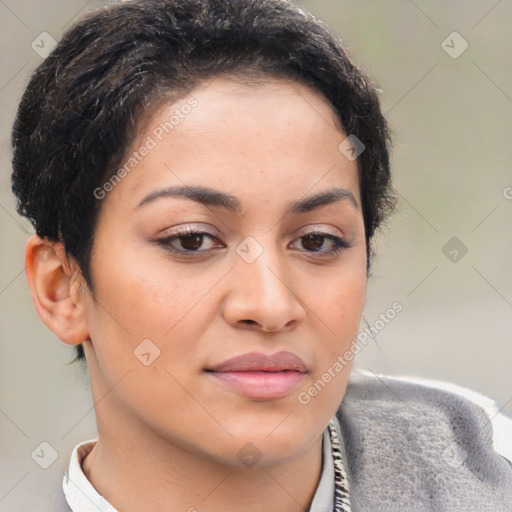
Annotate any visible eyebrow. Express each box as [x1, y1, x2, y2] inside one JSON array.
[[136, 186, 241, 212], [136, 185, 358, 213], [289, 188, 359, 213]]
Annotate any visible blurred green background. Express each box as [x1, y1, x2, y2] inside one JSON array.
[[1, 0, 511, 508]]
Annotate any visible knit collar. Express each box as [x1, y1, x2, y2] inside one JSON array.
[[328, 416, 351, 512]]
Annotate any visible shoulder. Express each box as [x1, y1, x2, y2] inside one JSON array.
[[351, 369, 512, 462], [336, 370, 512, 510]]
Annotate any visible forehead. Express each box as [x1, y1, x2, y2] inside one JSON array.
[[106, 78, 360, 209]]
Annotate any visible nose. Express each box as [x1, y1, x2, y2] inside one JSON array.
[[221, 245, 306, 333]]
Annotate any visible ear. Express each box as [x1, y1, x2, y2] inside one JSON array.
[[25, 235, 89, 345]]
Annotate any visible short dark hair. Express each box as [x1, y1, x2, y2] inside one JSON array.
[[11, 0, 394, 361]]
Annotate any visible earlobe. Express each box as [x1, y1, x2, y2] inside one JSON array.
[[25, 235, 89, 346]]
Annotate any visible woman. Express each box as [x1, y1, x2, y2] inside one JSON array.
[[11, 0, 512, 510]]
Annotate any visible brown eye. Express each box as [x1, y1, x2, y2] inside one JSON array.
[[289, 231, 350, 257], [179, 233, 205, 251], [301, 234, 325, 251], [157, 230, 223, 255]]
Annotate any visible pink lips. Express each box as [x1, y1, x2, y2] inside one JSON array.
[[206, 351, 307, 400]]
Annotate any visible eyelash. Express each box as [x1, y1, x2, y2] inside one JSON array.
[[156, 230, 223, 256], [290, 232, 351, 255], [156, 228, 350, 258]]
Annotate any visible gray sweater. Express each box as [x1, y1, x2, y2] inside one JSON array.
[[336, 375, 512, 511]]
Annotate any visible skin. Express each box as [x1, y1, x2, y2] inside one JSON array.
[[25, 78, 367, 512]]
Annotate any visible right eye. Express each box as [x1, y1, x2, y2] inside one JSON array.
[[157, 230, 225, 254]]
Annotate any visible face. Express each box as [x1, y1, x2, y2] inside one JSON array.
[[81, 78, 367, 467]]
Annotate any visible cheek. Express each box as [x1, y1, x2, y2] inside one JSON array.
[[317, 285, 365, 371], [86, 249, 226, 373], [296, 264, 366, 420], [332, 273, 366, 332], [84, 261, 217, 420], [303, 249, 367, 384], [313, 253, 366, 332]]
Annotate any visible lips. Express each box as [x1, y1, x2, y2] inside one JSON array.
[[206, 351, 308, 400], [208, 351, 308, 373]]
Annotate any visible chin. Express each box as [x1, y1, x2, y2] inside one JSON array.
[[206, 414, 321, 467]]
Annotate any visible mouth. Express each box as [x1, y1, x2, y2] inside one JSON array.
[[205, 351, 308, 400]]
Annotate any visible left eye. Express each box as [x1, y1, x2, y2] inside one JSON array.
[[290, 233, 349, 254]]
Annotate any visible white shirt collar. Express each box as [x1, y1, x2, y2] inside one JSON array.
[[63, 430, 335, 512], [63, 439, 117, 512], [309, 427, 335, 512]]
